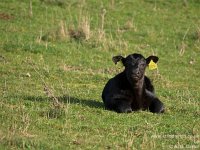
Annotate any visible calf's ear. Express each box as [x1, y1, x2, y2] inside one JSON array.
[[146, 56, 159, 64], [112, 55, 125, 65]]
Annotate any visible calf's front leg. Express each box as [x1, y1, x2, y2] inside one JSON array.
[[145, 90, 164, 113]]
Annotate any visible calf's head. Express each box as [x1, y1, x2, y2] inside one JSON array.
[[112, 53, 159, 82]]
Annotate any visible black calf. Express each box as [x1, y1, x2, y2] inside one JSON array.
[[102, 53, 164, 113]]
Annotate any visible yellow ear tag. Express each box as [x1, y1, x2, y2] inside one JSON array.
[[148, 60, 158, 70]]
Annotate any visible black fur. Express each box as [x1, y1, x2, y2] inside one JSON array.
[[102, 53, 164, 113]]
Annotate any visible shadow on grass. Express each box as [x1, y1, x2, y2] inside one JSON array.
[[24, 95, 104, 109]]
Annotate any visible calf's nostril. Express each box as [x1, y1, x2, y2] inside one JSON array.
[[135, 70, 140, 76]]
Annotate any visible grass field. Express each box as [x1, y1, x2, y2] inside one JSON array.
[[0, 0, 200, 149]]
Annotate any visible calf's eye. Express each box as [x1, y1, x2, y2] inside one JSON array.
[[140, 64, 146, 67]]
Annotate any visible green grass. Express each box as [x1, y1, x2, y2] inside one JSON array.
[[0, 0, 200, 149]]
